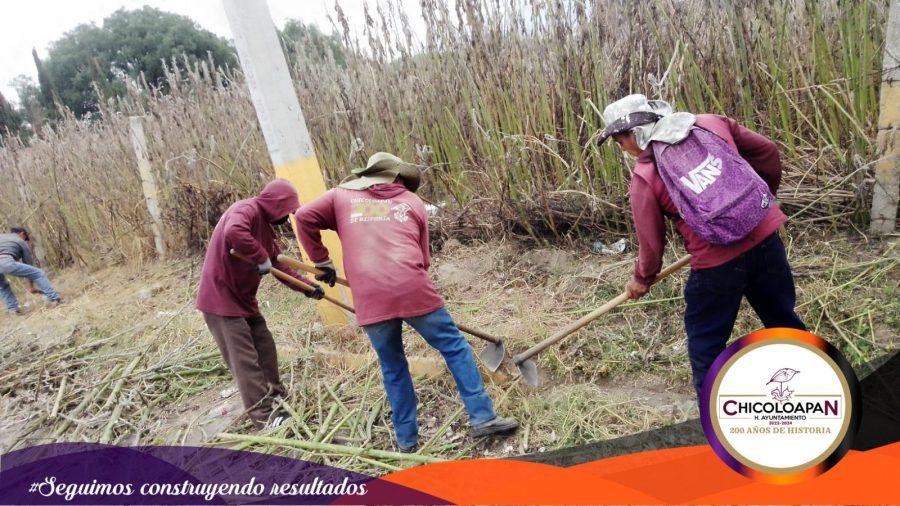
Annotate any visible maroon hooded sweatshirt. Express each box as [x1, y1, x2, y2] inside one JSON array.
[[196, 179, 311, 317], [296, 183, 445, 326], [630, 114, 788, 285]]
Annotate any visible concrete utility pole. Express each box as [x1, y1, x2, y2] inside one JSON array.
[[129, 116, 166, 260], [222, 0, 352, 326], [870, 0, 900, 234]]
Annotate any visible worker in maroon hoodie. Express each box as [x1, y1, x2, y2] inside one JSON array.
[[197, 179, 324, 429], [297, 152, 518, 452], [596, 95, 805, 396]]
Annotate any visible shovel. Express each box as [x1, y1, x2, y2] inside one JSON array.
[[512, 254, 692, 387], [275, 253, 507, 372]]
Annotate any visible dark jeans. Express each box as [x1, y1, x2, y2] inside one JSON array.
[[684, 233, 805, 395]]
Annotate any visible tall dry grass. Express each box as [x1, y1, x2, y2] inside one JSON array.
[[0, 0, 888, 268]]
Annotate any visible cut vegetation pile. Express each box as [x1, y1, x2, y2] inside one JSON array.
[[1, 232, 896, 474]]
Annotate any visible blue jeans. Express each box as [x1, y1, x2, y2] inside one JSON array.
[[684, 233, 805, 395], [363, 307, 496, 448], [0, 257, 61, 311]]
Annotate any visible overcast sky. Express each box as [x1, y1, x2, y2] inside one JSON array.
[[0, 0, 424, 104]]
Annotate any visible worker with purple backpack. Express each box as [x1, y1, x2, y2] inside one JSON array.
[[597, 94, 806, 396]]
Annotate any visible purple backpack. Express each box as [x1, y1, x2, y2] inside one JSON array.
[[651, 127, 773, 245]]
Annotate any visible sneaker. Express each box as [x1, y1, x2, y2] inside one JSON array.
[[398, 442, 419, 454], [472, 416, 519, 438], [265, 410, 290, 429], [7, 308, 21, 316]]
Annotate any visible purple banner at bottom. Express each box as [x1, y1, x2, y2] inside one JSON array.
[[0, 443, 447, 505]]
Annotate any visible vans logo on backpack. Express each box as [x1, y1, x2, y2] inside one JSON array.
[[679, 154, 722, 194], [653, 127, 774, 245]]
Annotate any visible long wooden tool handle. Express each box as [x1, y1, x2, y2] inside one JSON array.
[[276, 253, 503, 345], [230, 250, 355, 313], [513, 254, 692, 364], [278, 254, 350, 286], [454, 323, 502, 345]]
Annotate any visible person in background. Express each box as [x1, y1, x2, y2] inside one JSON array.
[[0, 227, 62, 315], [296, 152, 519, 453], [196, 179, 325, 429], [597, 94, 806, 396]]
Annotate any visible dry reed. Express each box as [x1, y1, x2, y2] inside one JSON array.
[[0, 0, 888, 269]]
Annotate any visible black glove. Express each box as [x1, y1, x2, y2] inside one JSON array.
[[315, 259, 338, 287], [305, 283, 325, 300]]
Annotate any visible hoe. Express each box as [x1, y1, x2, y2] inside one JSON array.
[[511, 254, 692, 386]]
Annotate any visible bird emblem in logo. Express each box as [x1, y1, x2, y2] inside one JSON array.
[[766, 367, 799, 402]]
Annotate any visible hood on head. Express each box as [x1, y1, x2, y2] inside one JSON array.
[[256, 179, 300, 222]]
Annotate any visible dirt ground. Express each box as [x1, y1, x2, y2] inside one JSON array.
[[0, 229, 896, 474]]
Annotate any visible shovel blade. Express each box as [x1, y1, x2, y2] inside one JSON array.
[[479, 340, 505, 372], [517, 359, 540, 387]]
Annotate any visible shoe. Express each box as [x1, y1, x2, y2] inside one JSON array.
[[472, 416, 519, 438], [398, 442, 419, 454], [264, 410, 290, 429], [7, 308, 21, 316]]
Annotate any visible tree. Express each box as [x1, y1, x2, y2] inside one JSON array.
[[10, 75, 46, 136], [42, 7, 237, 117], [0, 91, 24, 141], [280, 20, 347, 68]]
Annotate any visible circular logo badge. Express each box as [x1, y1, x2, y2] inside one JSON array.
[[700, 328, 860, 484]]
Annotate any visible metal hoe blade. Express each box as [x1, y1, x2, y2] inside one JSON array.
[[479, 339, 505, 372], [516, 359, 540, 387]]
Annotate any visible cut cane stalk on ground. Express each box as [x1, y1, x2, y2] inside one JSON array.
[[1, 236, 895, 473]]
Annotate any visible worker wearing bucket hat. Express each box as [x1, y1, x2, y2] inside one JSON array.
[[599, 94, 805, 397], [338, 152, 422, 192], [297, 152, 518, 452]]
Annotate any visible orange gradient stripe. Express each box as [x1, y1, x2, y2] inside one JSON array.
[[382, 442, 900, 504]]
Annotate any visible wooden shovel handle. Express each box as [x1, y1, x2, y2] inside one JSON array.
[[276, 253, 503, 345], [512, 254, 692, 364], [277, 254, 349, 286], [455, 323, 502, 345], [229, 250, 355, 313]]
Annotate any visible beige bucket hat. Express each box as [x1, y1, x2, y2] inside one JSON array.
[[338, 152, 421, 192]]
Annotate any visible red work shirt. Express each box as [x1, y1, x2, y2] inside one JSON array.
[[296, 183, 445, 326], [630, 114, 788, 285], [196, 179, 311, 317]]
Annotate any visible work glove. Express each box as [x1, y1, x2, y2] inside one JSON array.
[[257, 258, 273, 275], [304, 283, 325, 300], [314, 259, 338, 287]]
